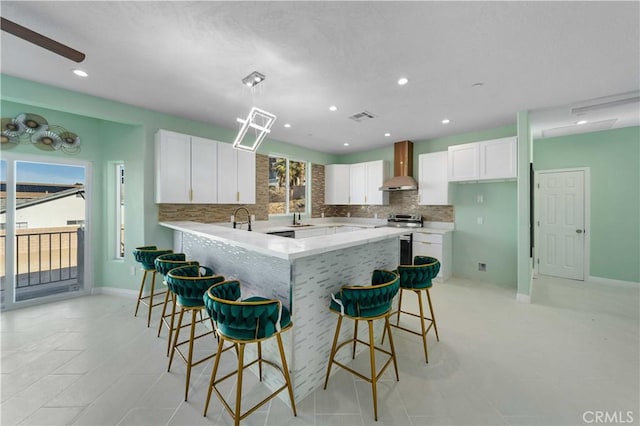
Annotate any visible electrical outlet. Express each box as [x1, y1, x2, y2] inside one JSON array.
[[478, 263, 487, 271], [477, 194, 484, 203], [130, 266, 136, 276], [477, 216, 484, 225]]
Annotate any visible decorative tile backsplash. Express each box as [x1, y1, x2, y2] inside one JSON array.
[[158, 159, 454, 223]]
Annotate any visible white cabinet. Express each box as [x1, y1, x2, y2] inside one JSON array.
[[448, 136, 517, 182], [479, 136, 517, 180], [155, 129, 217, 204], [325, 164, 350, 205], [418, 151, 450, 205], [349, 160, 389, 205], [217, 142, 256, 204], [412, 231, 452, 281], [447, 143, 479, 182]]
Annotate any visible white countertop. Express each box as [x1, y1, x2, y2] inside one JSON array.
[[160, 220, 409, 261]]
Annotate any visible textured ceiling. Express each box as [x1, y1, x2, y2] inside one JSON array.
[[1, 1, 639, 153]]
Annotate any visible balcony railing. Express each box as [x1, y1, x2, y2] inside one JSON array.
[[0, 227, 84, 303]]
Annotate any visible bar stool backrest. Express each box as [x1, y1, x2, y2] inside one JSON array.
[[154, 253, 198, 278], [336, 269, 399, 318], [396, 256, 440, 289], [133, 246, 173, 270], [205, 280, 286, 341], [166, 265, 224, 307]]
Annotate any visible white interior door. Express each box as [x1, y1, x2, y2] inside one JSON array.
[[538, 170, 586, 280]]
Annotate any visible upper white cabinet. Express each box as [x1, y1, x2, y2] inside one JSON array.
[[155, 129, 217, 204], [326, 161, 388, 205], [418, 151, 450, 205], [217, 142, 256, 204], [325, 164, 350, 205], [349, 160, 389, 205], [479, 136, 518, 180], [448, 136, 517, 182]]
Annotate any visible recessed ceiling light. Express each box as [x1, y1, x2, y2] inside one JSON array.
[[384, 133, 391, 137], [442, 118, 451, 124], [471, 82, 484, 88], [72, 69, 88, 77], [284, 123, 291, 128], [397, 77, 408, 86], [343, 142, 349, 146], [329, 105, 338, 112], [576, 120, 588, 125]]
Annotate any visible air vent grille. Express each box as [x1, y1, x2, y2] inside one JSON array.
[[541, 119, 617, 138], [348, 111, 377, 122]]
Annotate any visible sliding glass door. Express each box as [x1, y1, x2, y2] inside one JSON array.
[[1, 155, 91, 310]]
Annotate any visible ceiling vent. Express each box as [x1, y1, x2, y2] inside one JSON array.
[[348, 111, 376, 122], [571, 96, 639, 115], [541, 119, 618, 138]]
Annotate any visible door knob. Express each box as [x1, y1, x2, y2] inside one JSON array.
[[576, 229, 583, 234]]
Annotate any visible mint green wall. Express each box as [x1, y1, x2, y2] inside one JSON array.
[[1, 75, 335, 291], [534, 126, 640, 282]]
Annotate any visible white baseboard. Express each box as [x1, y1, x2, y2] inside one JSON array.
[[588, 276, 640, 288], [516, 293, 531, 303], [91, 287, 139, 298]]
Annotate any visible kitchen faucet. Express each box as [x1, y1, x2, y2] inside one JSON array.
[[232, 207, 252, 231], [292, 203, 303, 225]]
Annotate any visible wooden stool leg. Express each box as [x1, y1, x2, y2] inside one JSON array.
[[277, 333, 297, 417], [134, 269, 148, 317], [204, 337, 225, 417], [323, 315, 343, 389], [368, 320, 378, 421], [385, 315, 399, 381], [184, 309, 198, 401], [168, 307, 184, 371], [426, 289, 439, 341], [234, 343, 245, 426], [146, 271, 157, 327], [157, 288, 171, 337], [396, 288, 404, 325], [166, 293, 177, 356], [417, 291, 429, 363], [352, 319, 358, 359], [258, 341, 263, 381]]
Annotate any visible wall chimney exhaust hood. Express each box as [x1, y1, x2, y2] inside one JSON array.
[[379, 140, 418, 191]]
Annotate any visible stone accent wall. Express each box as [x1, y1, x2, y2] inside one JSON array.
[[322, 191, 454, 222], [158, 154, 270, 222], [158, 159, 454, 223], [310, 163, 325, 218]]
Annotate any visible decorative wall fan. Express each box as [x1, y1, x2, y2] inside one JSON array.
[[1, 112, 81, 154], [0, 16, 85, 62]]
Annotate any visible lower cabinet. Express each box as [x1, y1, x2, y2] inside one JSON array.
[[412, 231, 452, 281]]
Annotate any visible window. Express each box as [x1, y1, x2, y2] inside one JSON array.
[[116, 164, 125, 258], [268, 156, 307, 215]]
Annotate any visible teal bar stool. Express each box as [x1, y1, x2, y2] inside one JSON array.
[[323, 269, 400, 422], [203, 280, 297, 426], [166, 264, 225, 401], [154, 253, 199, 356], [132, 246, 172, 327], [391, 256, 441, 363]]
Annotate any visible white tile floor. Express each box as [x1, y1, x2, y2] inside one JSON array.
[[1, 275, 639, 426]]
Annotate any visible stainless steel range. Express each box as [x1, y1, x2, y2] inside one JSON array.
[[386, 214, 423, 265]]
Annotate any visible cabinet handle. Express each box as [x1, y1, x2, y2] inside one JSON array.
[[418, 241, 432, 245], [365, 195, 367, 203], [189, 189, 193, 201], [237, 191, 240, 202]]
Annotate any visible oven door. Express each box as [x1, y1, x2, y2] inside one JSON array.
[[399, 233, 413, 265]]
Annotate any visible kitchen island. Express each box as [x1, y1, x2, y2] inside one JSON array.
[[159, 220, 407, 403]]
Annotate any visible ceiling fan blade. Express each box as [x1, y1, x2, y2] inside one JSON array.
[[1, 16, 85, 63]]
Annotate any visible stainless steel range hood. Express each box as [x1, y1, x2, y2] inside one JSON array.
[[379, 140, 418, 191]]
